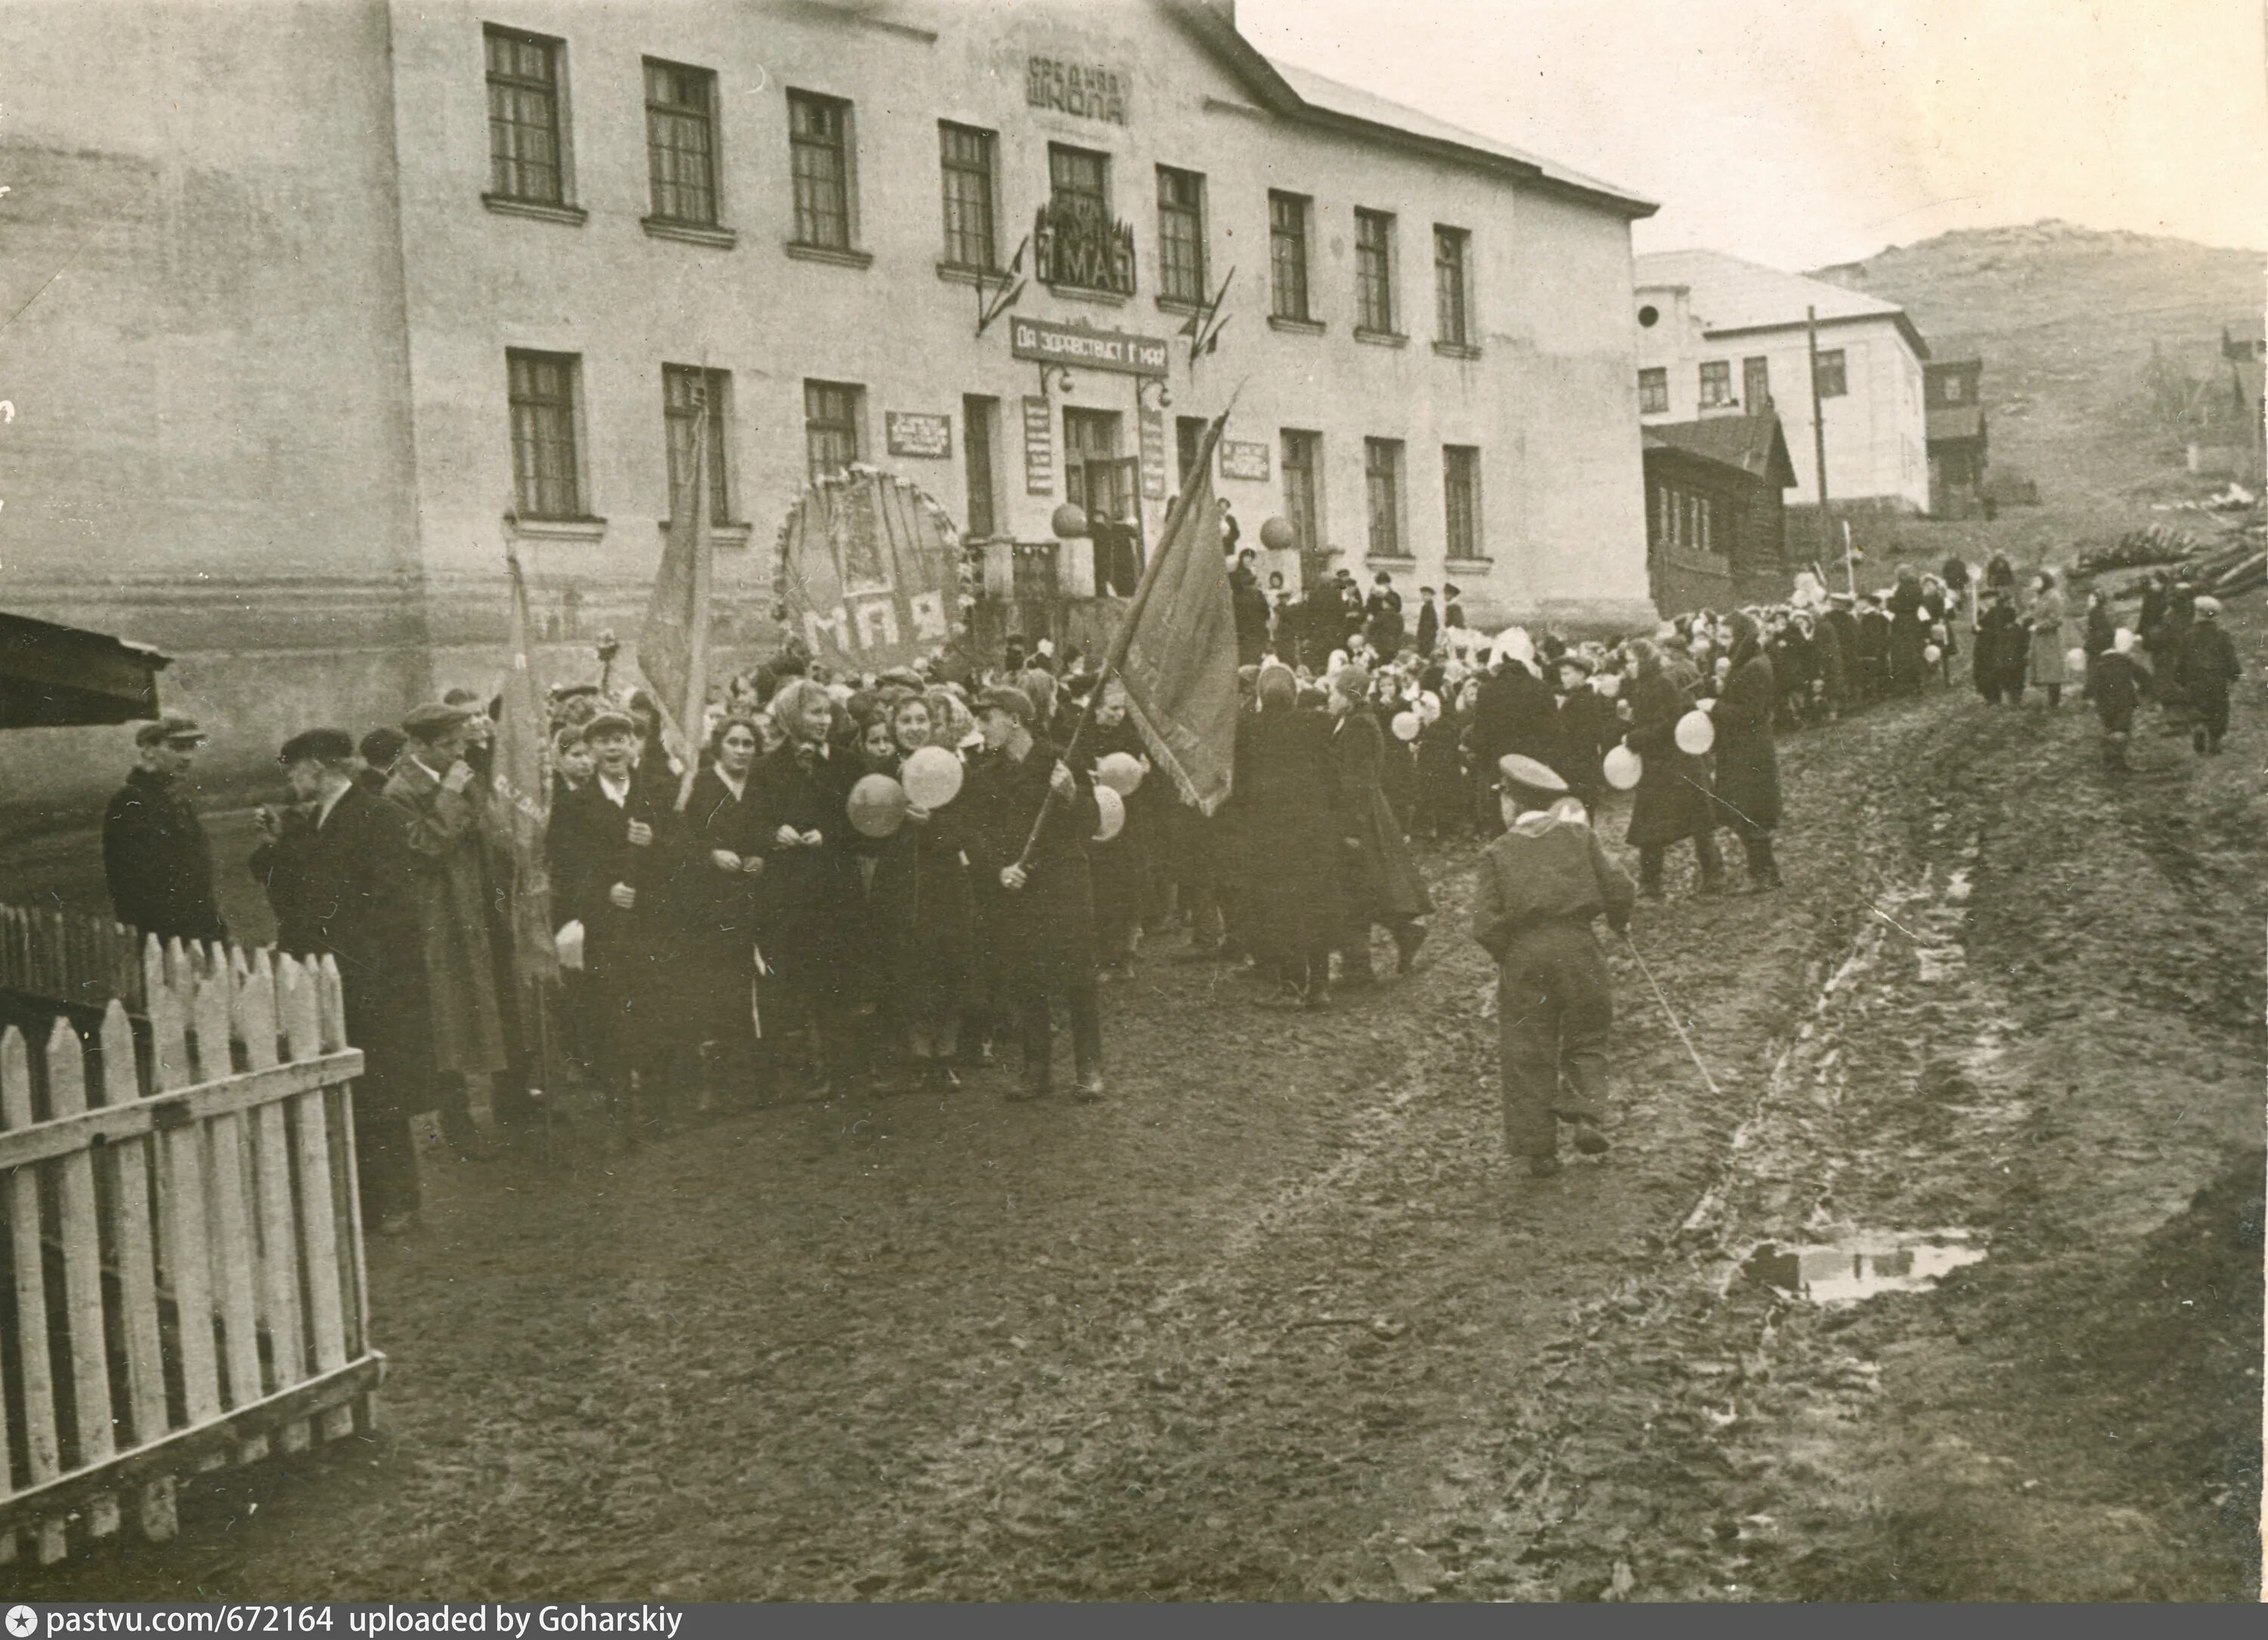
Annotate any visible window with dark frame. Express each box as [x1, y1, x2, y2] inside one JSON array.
[[643, 60, 718, 225], [507, 349, 582, 519], [804, 380, 861, 479], [962, 394, 999, 538], [1743, 355, 1771, 413], [485, 27, 566, 205], [1281, 429, 1321, 556], [788, 91, 853, 250], [938, 122, 998, 271], [1365, 437, 1404, 558], [1816, 349, 1849, 398], [1699, 359, 1734, 408], [1638, 367, 1669, 414], [663, 364, 731, 522], [1049, 143, 1109, 219], [1443, 445, 1479, 561], [1269, 191, 1311, 321], [1157, 166, 1207, 305], [1355, 208, 1395, 332], [1433, 225, 1470, 345]]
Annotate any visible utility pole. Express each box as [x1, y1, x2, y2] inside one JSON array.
[[1807, 305, 1844, 591]]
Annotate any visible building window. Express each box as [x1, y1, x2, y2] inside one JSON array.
[[1434, 226, 1470, 346], [1638, 367, 1669, 414], [1941, 374, 1965, 404], [962, 394, 999, 538], [1355, 208, 1395, 332], [938, 122, 998, 271], [804, 379, 862, 479], [1049, 143, 1108, 218], [788, 91, 854, 250], [485, 27, 567, 205], [1281, 429, 1321, 555], [1816, 348, 1848, 398], [1743, 355, 1771, 413], [1176, 416, 1207, 488], [643, 60, 718, 225], [1157, 166, 1207, 305], [1269, 191, 1312, 321], [662, 365, 730, 522], [1443, 445, 1479, 560], [1699, 360, 1733, 408], [1039, 144, 1132, 293], [1365, 437, 1404, 558], [507, 350, 582, 519]]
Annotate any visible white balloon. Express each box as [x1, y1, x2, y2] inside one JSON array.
[[1675, 709, 1715, 755], [1418, 690, 1442, 723], [1391, 710, 1421, 742], [847, 773, 909, 839], [1603, 745, 1643, 790], [2064, 646, 2087, 674], [900, 744, 964, 810], [1092, 783, 1126, 842], [1924, 643, 1943, 665], [1095, 751, 1145, 795]]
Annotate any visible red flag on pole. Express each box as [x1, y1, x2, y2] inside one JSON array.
[[491, 547, 559, 989], [638, 397, 714, 808], [1111, 414, 1239, 814]]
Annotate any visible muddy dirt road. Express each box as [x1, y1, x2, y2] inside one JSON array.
[[19, 610, 2263, 1602]]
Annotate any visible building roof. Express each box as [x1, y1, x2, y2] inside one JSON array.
[[1634, 249, 1930, 358], [1642, 415, 1799, 489], [1158, 2, 1656, 219], [0, 612, 170, 730], [1927, 403, 1988, 445]]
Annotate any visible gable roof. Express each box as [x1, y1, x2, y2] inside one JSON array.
[[1634, 249, 1929, 358], [1158, 1, 1655, 219], [1642, 415, 1799, 489]]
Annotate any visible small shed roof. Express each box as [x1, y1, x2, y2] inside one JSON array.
[[1642, 414, 1799, 489], [0, 612, 170, 730]]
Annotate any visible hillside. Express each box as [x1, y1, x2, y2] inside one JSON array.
[[1814, 222, 2263, 507]]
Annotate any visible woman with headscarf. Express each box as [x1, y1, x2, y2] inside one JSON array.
[[1233, 664, 1343, 1006], [1707, 612, 1783, 891], [1326, 665, 1433, 984], [862, 695, 978, 1090], [2026, 569, 2069, 708], [751, 677, 873, 1099], [666, 713, 770, 1105], [1620, 639, 1726, 898]]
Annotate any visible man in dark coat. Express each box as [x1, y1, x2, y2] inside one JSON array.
[[1442, 584, 1467, 634], [1471, 754, 1635, 1180], [1470, 640, 1565, 826], [277, 728, 432, 1231], [1414, 587, 1441, 659], [1364, 574, 1406, 657], [1974, 589, 2026, 705], [1817, 594, 1858, 720], [965, 684, 1105, 1100], [2089, 631, 2149, 769], [1229, 552, 1272, 667], [1232, 667, 1343, 1006], [2175, 597, 2240, 755], [1326, 666, 1432, 984], [1854, 597, 1892, 704], [1708, 612, 1783, 890], [547, 710, 680, 1119], [1552, 656, 1616, 816], [103, 715, 229, 947]]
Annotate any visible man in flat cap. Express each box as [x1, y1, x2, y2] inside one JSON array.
[[103, 715, 229, 947], [963, 684, 1106, 1102], [386, 701, 508, 1150], [277, 728, 432, 1231], [1470, 753, 1635, 1183]]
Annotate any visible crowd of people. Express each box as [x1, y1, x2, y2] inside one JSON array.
[[91, 539, 2242, 1218]]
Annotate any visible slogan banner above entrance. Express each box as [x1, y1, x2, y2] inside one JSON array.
[[1009, 316, 1169, 377]]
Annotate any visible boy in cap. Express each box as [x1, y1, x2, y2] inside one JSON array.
[[1470, 753, 1635, 1180], [2175, 597, 2240, 755], [104, 715, 229, 946]]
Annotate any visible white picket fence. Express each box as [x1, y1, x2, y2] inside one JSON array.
[[0, 932, 383, 1564]]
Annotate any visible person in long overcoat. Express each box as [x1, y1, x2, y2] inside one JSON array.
[[1083, 684, 1154, 976], [1233, 667, 1343, 1005], [1816, 596, 1856, 719], [1973, 588, 2026, 704], [1887, 567, 1929, 695], [546, 710, 680, 1119], [1470, 635, 1564, 832], [870, 696, 978, 1087], [2089, 630, 2149, 768], [1326, 666, 1433, 984], [964, 684, 1104, 1100], [1708, 612, 1783, 890], [2175, 597, 2240, 755], [277, 729, 432, 1230], [2026, 570, 2070, 707], [386, 703, 509, 1148], [1414, 684, 1468, 841], [249, 799, 324, 959], [1621, 640, 1725, 898], [751, 678, 872, 1097], [104, 718, 229, 947], [663, 715, 768, 1102], [1552, 656, 1616, 817]]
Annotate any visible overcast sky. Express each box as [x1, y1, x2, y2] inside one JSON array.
[[1238, 0, 2268, 270]]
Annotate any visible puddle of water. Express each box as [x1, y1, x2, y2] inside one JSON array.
[[1741, 1231, 1985, 1305]]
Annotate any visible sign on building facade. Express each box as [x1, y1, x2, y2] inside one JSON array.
[[1219, 439, 1272, 482], [1009, 316, 1169, 377], [1025, 57, 1129, 125], [1021, 396, 1055, 494], [885, 411, 953, 460], [1138, 401, 1168, 500]]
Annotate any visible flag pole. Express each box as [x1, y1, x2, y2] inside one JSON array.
[[1009, 407, 1234, 871]]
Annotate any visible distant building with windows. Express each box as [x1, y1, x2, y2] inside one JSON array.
[[1923, 358, 1989, 517], [1632, 250, 1932, 516], [0, 0, 1659, 812]]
